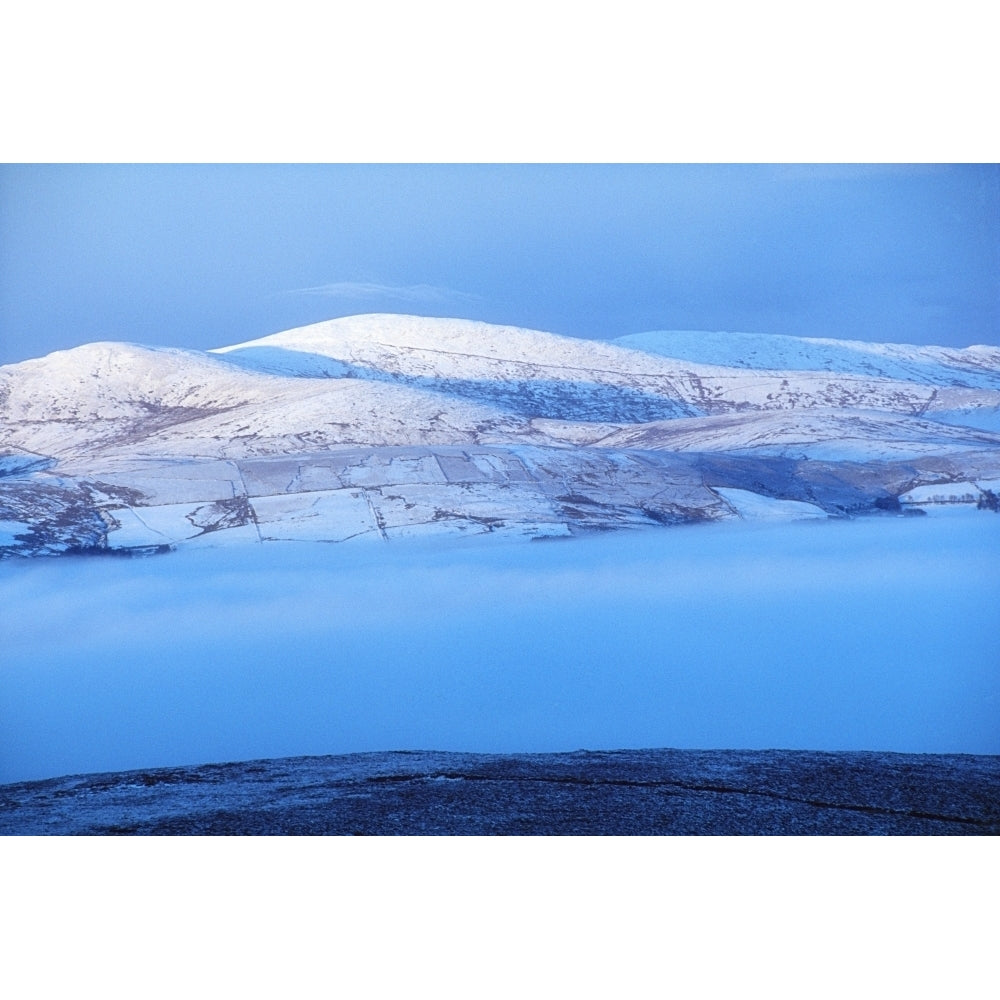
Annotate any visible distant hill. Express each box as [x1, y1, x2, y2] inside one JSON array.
[[2, 315, 999, 557]]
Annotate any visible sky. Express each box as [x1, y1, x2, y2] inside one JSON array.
[[1, 163, 998, 367]]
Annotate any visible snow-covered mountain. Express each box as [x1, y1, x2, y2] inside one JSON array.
[[212, 314, 993, 420], [613, 329, 1000, 390], [2, 315, 999, 557]]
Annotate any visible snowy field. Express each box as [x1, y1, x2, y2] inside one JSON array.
[[2, 512, 998, 785]]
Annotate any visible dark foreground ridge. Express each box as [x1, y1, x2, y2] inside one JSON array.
[[2, 749, 998, 835]]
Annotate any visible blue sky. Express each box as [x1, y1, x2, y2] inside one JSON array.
[[1, 163, 997, 366]]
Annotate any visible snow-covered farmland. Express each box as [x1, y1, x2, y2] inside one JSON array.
[[711, 488, 828, 521]]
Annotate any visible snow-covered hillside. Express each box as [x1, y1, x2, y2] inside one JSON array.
[[2, 314, 999, 557], [613, 329, 1000, 390], [213, 314, 997, 419], [0, 340, 539, 459], [596, 409, 1000, 461]]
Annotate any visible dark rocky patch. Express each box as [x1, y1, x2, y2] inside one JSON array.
[[2, 748, 997, 836], [0, 478, 109, 556]]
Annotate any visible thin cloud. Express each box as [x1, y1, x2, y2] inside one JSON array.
[[289, 281, 480, 304]]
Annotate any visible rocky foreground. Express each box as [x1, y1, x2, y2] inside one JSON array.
[[2, 748, 997, 835]]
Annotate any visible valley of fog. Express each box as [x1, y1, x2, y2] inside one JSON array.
[[2, 513, 998, 785]]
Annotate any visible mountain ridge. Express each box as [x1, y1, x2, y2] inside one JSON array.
[[2, 314, 999, 557], [613, 328, 1000, 390]]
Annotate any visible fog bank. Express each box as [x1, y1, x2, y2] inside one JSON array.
[[3, 514, 998, 784]]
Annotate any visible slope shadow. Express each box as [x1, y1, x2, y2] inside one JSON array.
[[215, 346, 700, 423]]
